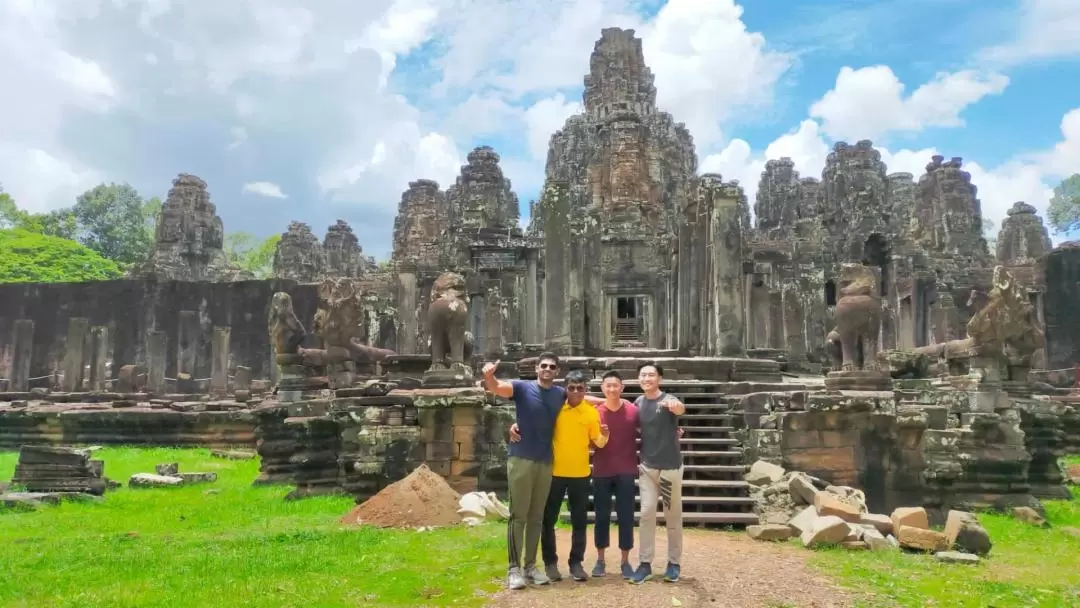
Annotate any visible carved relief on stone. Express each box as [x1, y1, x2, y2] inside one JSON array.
[[833, 263, 882, 371], [313, 278, 364, 351], [966, 266, 1045, 367], [995, 201, 1053, 266], [273, 221, 326, 282], [427, 271, 470, 371]]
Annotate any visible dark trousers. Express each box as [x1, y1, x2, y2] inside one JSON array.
[[592, 474, 637, 552], [541, 475, 590, 567]]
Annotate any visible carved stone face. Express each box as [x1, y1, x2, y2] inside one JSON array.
[[432, 272, 467, 297]]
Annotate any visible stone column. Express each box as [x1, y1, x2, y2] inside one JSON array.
[[147, 331, 167, 394], [211, 326, 231, 396], [397, 271, 418, 354], [62, 317, 89, 392], [177, 311, 199, 392], [482, 281, 505, 358], [525, 253, 538, 344], [10, 319, 33, 392], [88, 326, 110, 391]]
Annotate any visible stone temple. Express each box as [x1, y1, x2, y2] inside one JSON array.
[[1, 28, 1079, 527]]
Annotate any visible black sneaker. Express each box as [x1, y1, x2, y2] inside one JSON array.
[[544, 563, 563, 582], [569, 562, 589, 581]]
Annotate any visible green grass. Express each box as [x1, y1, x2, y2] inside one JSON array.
[[809, 457, 1080, 607], [0, 447, 505, 608]]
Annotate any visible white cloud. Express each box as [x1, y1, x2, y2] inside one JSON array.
[[1037, 108, 1080, 178], [242, 181, 288, 199], [979, 0, 1080, 66], [642, 0, 792, 147], [809, 66, 1009, 142]]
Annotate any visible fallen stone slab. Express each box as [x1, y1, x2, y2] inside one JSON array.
[[787, 473, 819, 505], [787, 505, 818, 534], [934, 550, 981, 564], [746, 460, 785, 486], [0, 491, 103, 509], [862, 528, 895, 551], [176, 472, 217, 484], [858, 512, 893, 535], [1012, 506, 1048, 527], [814, 491, 861, 522], [128, 473, 184, 488], [211, 449, 257, 460], [747, 524, 793, 541]]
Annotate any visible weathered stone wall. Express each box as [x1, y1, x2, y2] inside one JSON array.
[[0, 279, 323, 385], [252, 388, 513, 499]]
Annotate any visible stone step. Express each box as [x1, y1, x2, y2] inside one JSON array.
[[680, 414, 736, 421], [679, 450, 742, 459], [584, 495, 756, 507], [683, 464, 747, 474], [561, 511, 759, 526], [678, 437, 738, 446]]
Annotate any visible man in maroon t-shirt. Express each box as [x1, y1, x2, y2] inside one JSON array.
[[590, 370, 640, 580]]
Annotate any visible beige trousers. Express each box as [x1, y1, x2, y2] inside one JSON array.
[[638, 464, 684, 565]]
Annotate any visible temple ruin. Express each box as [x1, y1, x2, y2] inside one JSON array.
[[1, 28, 1078, 527]]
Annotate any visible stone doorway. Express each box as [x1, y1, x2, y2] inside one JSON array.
[[612, 296, 645, 345]]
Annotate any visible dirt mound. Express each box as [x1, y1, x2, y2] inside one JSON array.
[[340, 464, 463, 528]]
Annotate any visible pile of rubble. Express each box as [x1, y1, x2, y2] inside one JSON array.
[[341, 463, 464, 529], [127, 462, 219, 488], [745, 460, 992, 564]]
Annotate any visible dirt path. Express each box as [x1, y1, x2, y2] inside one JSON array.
[[485, 528, 851, 608]]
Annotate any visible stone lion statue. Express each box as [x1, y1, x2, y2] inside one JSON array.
[[428, 272, 470, 370], [832, 263, 882, 371], [269, 292, 306, 355]]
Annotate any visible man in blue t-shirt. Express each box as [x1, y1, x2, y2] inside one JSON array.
[[483, 353, 600, 591]]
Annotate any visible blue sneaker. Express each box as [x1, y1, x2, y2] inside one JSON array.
[[663, 563, 681, 582], [591, 560, 606, 577], [620, 562, 635, 580], [629, 562, 652, 584]]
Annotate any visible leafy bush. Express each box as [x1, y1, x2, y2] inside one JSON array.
[[0, 229, 124, 283]]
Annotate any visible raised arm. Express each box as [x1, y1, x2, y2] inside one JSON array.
[[583, 394, 604, 406], [482, 360, 514, 399]]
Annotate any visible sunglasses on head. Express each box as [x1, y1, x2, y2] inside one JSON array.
[[538, 363, 557, 370]]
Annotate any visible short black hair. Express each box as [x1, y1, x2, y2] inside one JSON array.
[[564, 369, 589, 385], [601, 370, 622, 382], [637, 361, 664, 377], [537, 352, 560, 366]]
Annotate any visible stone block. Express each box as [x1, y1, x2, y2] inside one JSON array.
[[944, 510, 992, 556], [897, 526, 949, 552], [787, 505, 818, 534], [934, 550, 981, 564], [425, 441, 456, 460], [858, 513, 893, 535], [747, 524, 793, 541], [451, 460, 480, 477], [814, 491, 861, 522], [129, 473, 184, 488], [788, 473, 820, 505], [800, 515, 851, 547], [891, 506, 929, 531], [746, 460, 785, 486], [862, 528, 895, 551], [786, 447, 857, 477]]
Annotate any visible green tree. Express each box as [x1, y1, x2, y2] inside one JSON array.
[[1047, 174, 1080, 234], [72, 183, 156, 266], [983, 217, 997, 252], [0, 185, 77, 238], [225, 232, 280, 278], [0, 228, 123, 283]]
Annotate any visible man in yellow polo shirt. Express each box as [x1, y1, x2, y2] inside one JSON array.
[[540, 369, 608, 582]]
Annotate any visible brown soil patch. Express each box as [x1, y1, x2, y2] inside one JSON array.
[[485, 528, 850, 608], [340, 464, 462, 528], [1067, 463, 1080, 479]]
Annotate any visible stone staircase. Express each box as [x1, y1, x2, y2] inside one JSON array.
[[560, 379, 777, 527]]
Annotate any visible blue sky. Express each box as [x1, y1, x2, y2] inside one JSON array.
[[0, 0, 1077, 260]]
